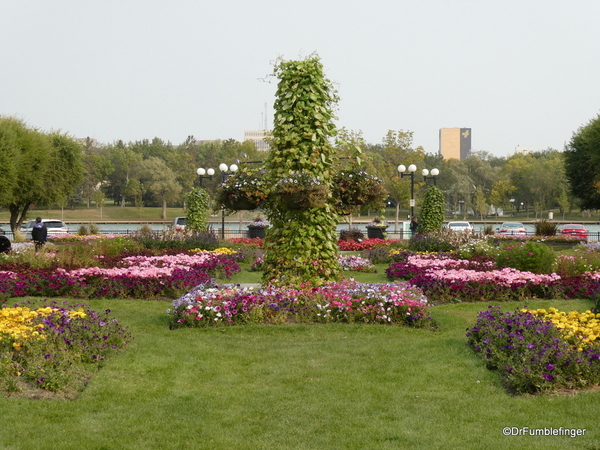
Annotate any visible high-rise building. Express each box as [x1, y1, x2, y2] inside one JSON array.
[[439, 128, 471, 160], [244, 130, 270, 151]]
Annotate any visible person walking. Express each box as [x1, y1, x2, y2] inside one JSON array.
[[409, 216, 419, 235], [31, 217, 48, 252]]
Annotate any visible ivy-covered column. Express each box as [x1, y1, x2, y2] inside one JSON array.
[[262, 56, 342, 286]]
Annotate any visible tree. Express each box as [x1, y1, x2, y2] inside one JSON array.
[[0, 119, 82, 232], [138, 157, 182, 219], [564, 114, 600, 210]]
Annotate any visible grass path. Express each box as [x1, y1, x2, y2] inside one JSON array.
[[1, 297, 599, 449]]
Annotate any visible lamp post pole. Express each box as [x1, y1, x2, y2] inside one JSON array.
[[421, 168, 440, 186], [196, 167, 215, 187], [218, 163, 238, 240], [398, 164, 417, 219]]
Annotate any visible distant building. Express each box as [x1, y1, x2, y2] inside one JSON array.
[[244, 130, 270, 151], [515, 145, 534, 155], [439, 128, 471, 160]]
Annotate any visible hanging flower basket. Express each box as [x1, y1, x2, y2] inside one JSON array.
[[216, 168, 268, 212], [332, 169, 388, 211], [273, 172, 329, 210]]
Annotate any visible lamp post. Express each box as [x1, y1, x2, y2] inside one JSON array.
[[398, 164, 417, 219], [196, 167, 215, 187], [421, 168, 440, 185], [218, 163, 238, 239]]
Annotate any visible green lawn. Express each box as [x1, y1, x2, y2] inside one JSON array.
[[1, 297, 599, 449]]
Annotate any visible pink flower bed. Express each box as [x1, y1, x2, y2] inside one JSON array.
[[0, 253, 239, 299], [386, 252, 597, 303]]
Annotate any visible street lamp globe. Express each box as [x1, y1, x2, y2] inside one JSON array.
[[421, 169, 429, 176], [431, 168, 439, 177], [230, 164, 239, 172], [197, 168, 205, 176], [207, 168, 215, 176], [408, 164, 417, 173], [219, 163, 228, 172], [397, 164, 406, 173]]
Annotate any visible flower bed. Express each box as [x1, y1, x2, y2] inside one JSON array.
[[466, 305, 600, 394], [337, 238, 398, 252], [386, 252, 568, 303], [0, 253, 240, 300], [0, 299, 132, 394], [168, 280, 432, 329]]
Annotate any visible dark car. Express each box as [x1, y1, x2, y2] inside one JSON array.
[[560, 224, 588, 242]]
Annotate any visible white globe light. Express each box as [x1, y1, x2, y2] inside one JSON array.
[[408, 164, 417, 173], [431, 168, 440, 176], [398, 164, 406, 173], [230, 164, 239, 172], [421, 169, 429, 176], [219, 163, 228, 172], [197, 168, 205, 176], [207, 168, 215, 176]]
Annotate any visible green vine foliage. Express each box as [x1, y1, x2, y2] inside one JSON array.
[[262, 55, 342, 286], [185, 189, 211, 231], [417, 186, 446, 233]]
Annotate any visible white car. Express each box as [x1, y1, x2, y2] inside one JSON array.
[[170, 217, 187, 231], [446, 221, 473, 232], [21, 219, 70, 239]]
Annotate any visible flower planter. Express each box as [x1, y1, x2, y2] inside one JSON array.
[[247, 226, 266, 239], [280, 187, 328, 210], [223, 197, 260, 211], [366, 226, 387, 239]]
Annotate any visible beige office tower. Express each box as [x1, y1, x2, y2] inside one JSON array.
[[439, 128, 471, 160]]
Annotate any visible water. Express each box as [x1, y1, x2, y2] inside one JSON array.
[[3, 220, 600, 241]]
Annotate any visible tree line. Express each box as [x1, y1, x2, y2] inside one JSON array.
[[2, 113, 599, 232]]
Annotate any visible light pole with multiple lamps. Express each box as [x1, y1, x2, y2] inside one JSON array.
[[397, 164, 417, 219], [421, 168, 440, 185], [398, 164, 441, 220], [196, 167, 215, 187], [196, 163, 238, 239]]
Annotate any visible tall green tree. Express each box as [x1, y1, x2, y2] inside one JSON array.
[[138, 157, 182, 219], [564, 114, 600, 210], [0, 118, 83, 231]]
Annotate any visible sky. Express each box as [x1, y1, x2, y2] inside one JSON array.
[[2, 0, 600, 158]]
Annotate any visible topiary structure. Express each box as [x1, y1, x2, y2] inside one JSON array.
[[417, 186, 446, 233], [261, 55, 342, 286], [185, 188, 211, 231]]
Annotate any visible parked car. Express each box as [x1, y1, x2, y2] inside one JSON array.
[[21, 219, 70, 239], [497, 222, 527, 234], [170, 217, 187, 231], [560, 224, 588, 242], [446, 221, 473, 232]]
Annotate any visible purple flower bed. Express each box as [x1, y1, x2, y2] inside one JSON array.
[[466, 306, 600, 394]]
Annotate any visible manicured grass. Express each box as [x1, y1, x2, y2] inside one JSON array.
[[1, 297, 599, 449]]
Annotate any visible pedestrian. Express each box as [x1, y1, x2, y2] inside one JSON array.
[[31, 217, 48, 252], [409, 216, 419, 235]]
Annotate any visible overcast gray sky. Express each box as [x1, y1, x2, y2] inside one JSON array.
[[2, 0, 599, 157]]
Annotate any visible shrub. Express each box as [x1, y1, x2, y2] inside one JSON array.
[[495, 240, 557, 274], [534, 219, 558, 236], [88, 223, 100, 235], [408, 232, 454, 253], [77, 225, 90, 236], [135, 229, 220, 251]]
